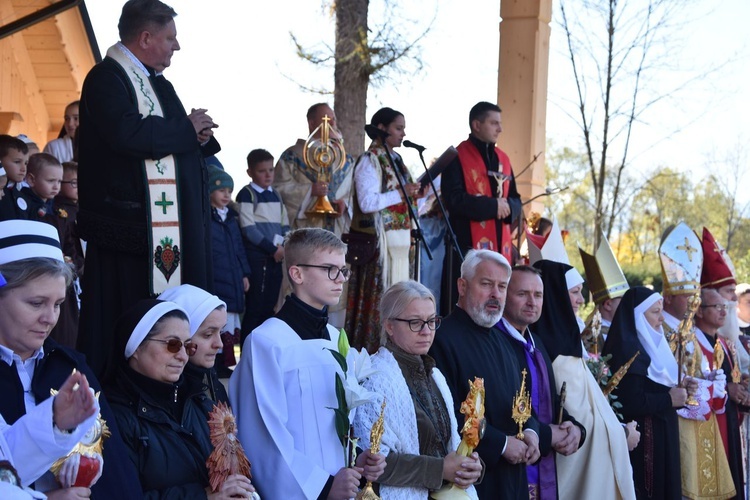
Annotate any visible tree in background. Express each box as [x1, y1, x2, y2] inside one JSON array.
[[292, 1, 432, 155], [557, 0, 694, 248]]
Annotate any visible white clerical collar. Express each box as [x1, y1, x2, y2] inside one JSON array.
[[601, 318, 612, 328], [115, 42, 160, 76], [0, 344, 44, 367], [250, 182, 273, 194], [500, 318, 536, 349]]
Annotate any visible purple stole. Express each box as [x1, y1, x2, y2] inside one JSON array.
[[499, 321, 557, 499]]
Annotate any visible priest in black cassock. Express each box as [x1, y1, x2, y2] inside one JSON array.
[[430, 249, 541, 499], [501, 265, 586, 499], [76, 0, 220, 377]]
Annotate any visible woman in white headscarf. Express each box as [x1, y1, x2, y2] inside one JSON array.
[[159, 284, 230, 404], [104, 299, 255, 499], [603, 286, 696, 500]]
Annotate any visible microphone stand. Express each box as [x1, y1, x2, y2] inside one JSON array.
[[372, 133, 432, 281], [411, 146, 464, 269]]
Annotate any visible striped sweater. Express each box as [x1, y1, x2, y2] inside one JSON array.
[[236, 183, 290, 255]]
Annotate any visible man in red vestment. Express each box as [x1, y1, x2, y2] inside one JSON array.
[[441, 101, 521, 313]]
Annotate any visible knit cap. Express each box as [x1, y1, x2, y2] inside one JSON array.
[[207, 164, 233, 193]]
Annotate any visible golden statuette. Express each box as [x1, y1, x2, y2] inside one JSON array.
[[603, 351, 641, 397], [431, 378, 485, 500], [714, 337, 725, 372], [303, 114, 346, 216], [512, 369, 532, 440], [678, 292, 701, 407], [355, 399, 386, 500]]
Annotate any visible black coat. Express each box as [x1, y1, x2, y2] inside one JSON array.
[[430, 307, 540, 500], [440, 134, 522, 313], [183, 362, 229, 406], [76, 56, 220, 378], [106, 365, 215, 499], [210, 206, 251, 313], [0, 338, 143, 499]]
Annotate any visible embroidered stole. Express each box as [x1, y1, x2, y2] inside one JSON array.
[[456, 140, 512, 261], [106, 45, 182, 294]]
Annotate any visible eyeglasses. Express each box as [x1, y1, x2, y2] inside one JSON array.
[[145, 338, 197, 355], [391, 317, 442, 332], [61, 180, 78, 187], [296, 264, 352, 281], [701, 303, 730, 312]]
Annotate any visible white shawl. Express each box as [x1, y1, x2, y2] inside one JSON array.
[[353, 347, 477, 500]]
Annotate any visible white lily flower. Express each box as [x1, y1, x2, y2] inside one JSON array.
[[345, 347, 379, 383]]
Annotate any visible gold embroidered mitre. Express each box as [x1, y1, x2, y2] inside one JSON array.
[[578, 232, 629, 305], [659, 222, 703, 296]]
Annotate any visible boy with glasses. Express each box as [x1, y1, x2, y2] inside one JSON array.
[[230, 228, 385, 499]]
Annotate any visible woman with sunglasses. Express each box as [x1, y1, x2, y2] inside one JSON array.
[[104, 299, 255, 499], [353, 280, 482, 498], [159, 284, 231, 405]]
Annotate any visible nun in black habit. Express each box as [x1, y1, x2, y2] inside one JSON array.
[[532, 260, 637, 500], [603, 286, 689, 500]]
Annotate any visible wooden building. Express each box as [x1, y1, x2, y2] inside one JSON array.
[[0, 0, 99, 147]]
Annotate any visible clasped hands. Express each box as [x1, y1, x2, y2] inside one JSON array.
[[496, 197, 510, 219], [550, 421, 581, 456], [189, 108, 219, 143], [502, 431, 540, 466]]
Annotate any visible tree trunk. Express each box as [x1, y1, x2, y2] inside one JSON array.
[[334, 0, 370, 157]]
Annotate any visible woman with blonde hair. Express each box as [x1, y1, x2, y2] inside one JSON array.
[[353, 280, 481, 498]]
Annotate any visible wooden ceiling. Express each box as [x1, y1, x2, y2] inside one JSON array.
[[0, 0, 98, 146]]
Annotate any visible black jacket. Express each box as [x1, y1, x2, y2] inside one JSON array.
[[183, 362, 229, 406], [210, 206, 251, 313], [105, 365, 215, 499], [0, 338, 143, 499]]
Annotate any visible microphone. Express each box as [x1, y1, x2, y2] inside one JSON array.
[[364, 124, 389, 141], [402, 140, 426, 153]]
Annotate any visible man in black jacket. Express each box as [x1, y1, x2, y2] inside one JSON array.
[[501, 265, 586, 498], [430, 249, 540, 499], [76, 0, 220, 377], [441, 101, 522, 313]]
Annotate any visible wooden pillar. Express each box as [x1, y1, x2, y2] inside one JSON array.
[[497, 0, 552, 216]]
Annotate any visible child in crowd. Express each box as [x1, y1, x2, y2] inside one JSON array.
[[23, 152, 63, 219], [207, 163, 251, 375], [17, 133, 40, 155], [0, 135, 29, 220], [236, 148, 290, 343], [49, 161, 85, 348]]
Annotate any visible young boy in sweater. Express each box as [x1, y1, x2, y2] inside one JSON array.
[[236, 148, 290, 342]]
